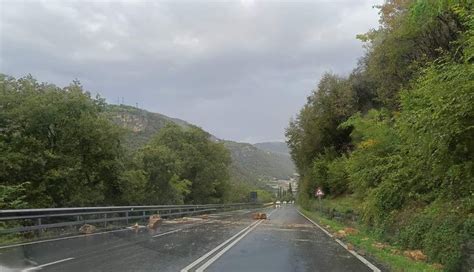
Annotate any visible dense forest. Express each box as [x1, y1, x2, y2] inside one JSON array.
[[0, 75, 276, 208], [105, 104, 295, 188], [286, 1, 473, 270]]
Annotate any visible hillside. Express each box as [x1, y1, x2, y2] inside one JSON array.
[[254, 141, 291, 156], [224, 141, 295, 187], [105, 105, 295, 187]]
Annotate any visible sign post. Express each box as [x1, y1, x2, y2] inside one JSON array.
[[315, 187, 324, 213]]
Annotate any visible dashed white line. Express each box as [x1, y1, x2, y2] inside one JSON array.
[[21, 257, 75, 272], [0, 228, 131, 250], [152, 228, 182, 238]]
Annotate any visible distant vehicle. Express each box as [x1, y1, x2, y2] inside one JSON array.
[[283, 201, 287, 204], [275, 201, 281, 208]]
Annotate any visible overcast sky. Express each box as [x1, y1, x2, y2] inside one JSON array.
[[0, 0, 381, 143]]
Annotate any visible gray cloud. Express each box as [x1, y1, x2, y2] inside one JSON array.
[[0, 0, 381, 143]]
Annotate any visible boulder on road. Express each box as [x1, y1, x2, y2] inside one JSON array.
[[252, 212, 267, 220], [79, 224, 96, 234], [147, 214, 162, 229]]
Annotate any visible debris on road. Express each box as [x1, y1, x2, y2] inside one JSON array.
[[147, 214, 162, 229], [252, 212, 267, 220], [79, 224, 96, 234]]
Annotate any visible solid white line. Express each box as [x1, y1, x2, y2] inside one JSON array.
[[195, 219, 264, 272], [21, 257, 75, 272], [180, 220, 260, 272], [297, 209, 381, 272], [297, 210, 333, 237], [152, 228, 182, 238], [335, 239, 381, 272]]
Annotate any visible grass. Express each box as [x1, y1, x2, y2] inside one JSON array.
[[299, 206, 443, 272], [320, 194, 362, 214]]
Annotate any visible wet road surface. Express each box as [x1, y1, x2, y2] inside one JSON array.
[[0, 205, 376, 272]]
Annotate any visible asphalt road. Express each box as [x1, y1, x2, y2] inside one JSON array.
[[0, 205, 377, 272]]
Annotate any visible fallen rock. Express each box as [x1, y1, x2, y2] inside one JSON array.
[[147, 214, 162, 229], [346, 243, 355, 251], [432, 263, 444, 270], [200, 214, 209, 219], [252, 212, 267, 220], [372, 242, 389, 250], [403, 250, 427, 261], [344, 227, 358, 235], [334, 230, 347, 238], [390, 248, 401, 255], [79, 224, 96, 234]]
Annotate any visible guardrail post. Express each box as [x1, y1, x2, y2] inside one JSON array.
[[104, 213, 107, 229], [142, 211, 146, 222], [126, 211, 129, 225], [37, 218, 42, 237]]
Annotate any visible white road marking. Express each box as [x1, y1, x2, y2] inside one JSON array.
[[297, 209, 381, 272], [180, 219, 260, 272], [195, 219, 264, 272], [266, 208, 276, 218], [297, 210, 333, 237], [152, 228, 182, 238], [21, 257, 75, 272], [335, 239, 381, 272], [0, 228, 131, 250]]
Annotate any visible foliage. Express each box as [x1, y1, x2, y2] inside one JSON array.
[[0, 183, 29, 209], [0, 75, 263, 207], [106, 105, 295, 189], [0, 74, 124, 207], [141, 123, 231, 204], [288, 1, 473, 270]]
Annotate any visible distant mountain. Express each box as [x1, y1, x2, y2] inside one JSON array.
[[223, 141, 295, 187], [105, 105, 295, 187], [254, 141, 291, 156]]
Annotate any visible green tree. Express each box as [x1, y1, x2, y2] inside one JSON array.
[[137, 123, 231, 204], [0, 74, 124, 207]]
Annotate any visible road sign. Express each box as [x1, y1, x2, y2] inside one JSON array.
[[315, 187, 324, 197]]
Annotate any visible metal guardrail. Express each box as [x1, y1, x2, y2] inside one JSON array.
[[0, 203, 263, 235]]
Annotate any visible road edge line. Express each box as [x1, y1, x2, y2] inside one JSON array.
[[297, 209, 381, 272], [297, 210, 333, 237]]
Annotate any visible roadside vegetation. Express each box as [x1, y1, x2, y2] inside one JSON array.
[[287, 1, 473, 271], [300, 207, 440, 272], [0, 75, 273, 208]]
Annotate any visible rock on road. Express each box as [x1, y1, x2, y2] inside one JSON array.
[[0, 206, 378, 272]]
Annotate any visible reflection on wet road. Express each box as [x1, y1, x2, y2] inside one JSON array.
[[0, 206, 378, 272]]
